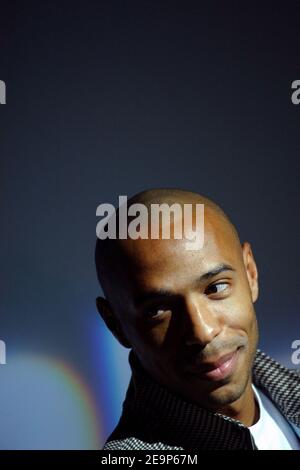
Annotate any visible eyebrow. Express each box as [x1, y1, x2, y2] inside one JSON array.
[[197, 263, 235, 282], [134, 263, 235, 307]]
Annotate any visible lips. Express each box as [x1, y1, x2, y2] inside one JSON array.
[[185, 348, 240, 382]]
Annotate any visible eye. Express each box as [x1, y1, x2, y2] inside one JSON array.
[[146, 306, 172, 319], [205, 282, 229, 296]]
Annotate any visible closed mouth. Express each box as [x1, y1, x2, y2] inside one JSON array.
[[185, 348, 241, 381]]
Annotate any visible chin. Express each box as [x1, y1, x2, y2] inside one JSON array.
[[203, 380, 247, 408], [178, 368, 249, 409]]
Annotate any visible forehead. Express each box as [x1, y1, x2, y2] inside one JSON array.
[[117, 208, 240, 292]]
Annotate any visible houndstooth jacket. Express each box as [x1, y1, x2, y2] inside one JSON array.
[[103, 350, 300, 450]]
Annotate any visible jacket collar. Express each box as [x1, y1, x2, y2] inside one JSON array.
[[252, 350, 299, 426]]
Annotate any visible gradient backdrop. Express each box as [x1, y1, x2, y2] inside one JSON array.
[[0, 1, 299, 449]]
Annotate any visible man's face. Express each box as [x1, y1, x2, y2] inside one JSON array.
[[102, 207, 259, 410]]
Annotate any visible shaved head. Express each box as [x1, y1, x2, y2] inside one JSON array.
[[95, 188, 240, 300]]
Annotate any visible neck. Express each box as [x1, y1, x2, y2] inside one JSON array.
[[216, 381, 259, 427]]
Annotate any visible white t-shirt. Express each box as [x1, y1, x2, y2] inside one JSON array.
[[249, 385, 295, 450]]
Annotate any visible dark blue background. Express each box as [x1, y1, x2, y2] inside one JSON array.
[[0, 0, 299, 448]]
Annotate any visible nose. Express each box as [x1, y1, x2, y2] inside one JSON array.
[[184, 294, 222, 347]]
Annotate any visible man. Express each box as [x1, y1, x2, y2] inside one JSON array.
[[95, 189, 300, 450]]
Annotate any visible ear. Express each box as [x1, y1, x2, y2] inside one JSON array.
[[96, 296, 131, 348], [241, 242, 259, 303]]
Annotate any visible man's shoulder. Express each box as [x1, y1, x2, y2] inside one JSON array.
[[103, 437, 183, 451], [102, 414, 184, 450], [253, 350, 300, 426]]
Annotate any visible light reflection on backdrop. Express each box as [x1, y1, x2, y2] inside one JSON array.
[[0, 353, 102, 449]]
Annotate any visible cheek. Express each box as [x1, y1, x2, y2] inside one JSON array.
[[227, 300, 258, 351], [143, 319, 175, 348], [219, 292, 256, 332], [135, 321, 184, 365], [123, 320, 179, 374], [123, 317, 173, 350]]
